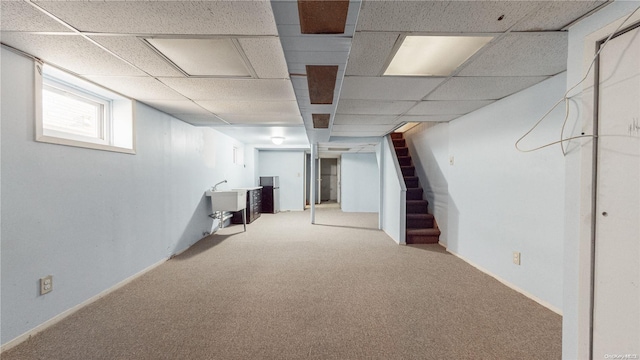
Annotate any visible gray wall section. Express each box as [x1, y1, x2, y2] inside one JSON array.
[[340, 153, 379, 212], [258, 150, 305, 211], [0, 49, 254, 345], [405, 73, 568, 312]]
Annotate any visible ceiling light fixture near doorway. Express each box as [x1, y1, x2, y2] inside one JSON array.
[[384, 36, 493, 76], [271, 137, 285, 145], [144, 38, 252, 77]]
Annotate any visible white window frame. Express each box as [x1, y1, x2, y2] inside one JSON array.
[[35, 63, 136, 154]]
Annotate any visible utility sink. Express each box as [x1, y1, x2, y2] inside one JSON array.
[[205, 190, 246, 212]]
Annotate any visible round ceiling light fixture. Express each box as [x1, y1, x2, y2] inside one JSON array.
[[271, 137, 285, 145]]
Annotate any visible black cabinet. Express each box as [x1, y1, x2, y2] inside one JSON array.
[[231, 188, 261, 224]]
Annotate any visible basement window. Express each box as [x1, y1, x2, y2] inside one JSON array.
[[35, 63, 136, 154]]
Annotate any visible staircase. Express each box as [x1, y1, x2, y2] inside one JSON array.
[[391, 133, 441, 244]]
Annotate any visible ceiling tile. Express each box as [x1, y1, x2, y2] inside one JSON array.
[[333, 114, 399, 125], [216, 114, 304, 126], [0, 1, 72, 32], [173, 114, 228, 126], [340, 76, 446, 100], [0, 33, 145, 76], [407, 100, 495, 116], [84, 76, 186, 101], [285, 50, 350, 65], [458, 33, 568, 77], [34, 1, 278, 35], [159, 78, 296, 102], [345, 32, 399, 76], [332, 124, 395, 132], [307, 65, 339, 104], [397, 115, 460, 122], [196, 100, 301, 117], [238, 38, 289, 79], [331, 131, 384, 137], [337, 100, 415, 115], [426, 76, 549, 101], [512, 1, 607, 31], [88, 36, 183, 77], [140, 100, 212, 116], [298, 0, 349, 34], [356, 1, 537, 32], [280, 36, 352, 52]]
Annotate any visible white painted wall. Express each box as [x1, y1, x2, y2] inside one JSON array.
[[379, 137, 406, 244], [340, 153, 379, 213], [405, 73, 568, 313], [563, 3, 640, 358], [258, 150, 305, 211], [0, 49, 254, 346]]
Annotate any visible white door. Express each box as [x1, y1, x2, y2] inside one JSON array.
[[593, 25, 640, 357]]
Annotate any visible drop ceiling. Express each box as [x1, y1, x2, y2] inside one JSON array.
[[1, 0, 610, 153]]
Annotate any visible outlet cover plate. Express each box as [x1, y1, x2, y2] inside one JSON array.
[[513, 252, 521, 265], [40, 275, 53, 295]]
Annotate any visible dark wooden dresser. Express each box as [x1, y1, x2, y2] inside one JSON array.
[[231, 187, 262, 224]]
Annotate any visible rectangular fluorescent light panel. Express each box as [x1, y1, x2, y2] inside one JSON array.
[[384, 36, 493, 76], [146, 38, 251, 77]]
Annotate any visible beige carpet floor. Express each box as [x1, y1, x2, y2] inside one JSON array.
[[3, 207, 561, 359]]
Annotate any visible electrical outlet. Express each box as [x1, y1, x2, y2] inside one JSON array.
[[40, 275, 53, 295], [513, 252, 521, 265], [449, 156, 455, 165]]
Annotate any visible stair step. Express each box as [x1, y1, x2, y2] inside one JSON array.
[[406, 187, 423, 200], [406, 228, 441, 244], [407, 213, 435, 228], [406, 200, 429, 213], [390, 132, 403, 139], [395, 147, 408, 156], [398, 156, 412, 166], [401, 166, 414, 176], [393, 139, 406, 147], [404, 176, 419, 188]]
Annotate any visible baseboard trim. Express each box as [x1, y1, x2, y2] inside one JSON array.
[[445, 246, 563, 316], [1, 258, 168, 353]]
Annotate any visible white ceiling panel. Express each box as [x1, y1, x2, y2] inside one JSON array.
[[407, 100, 495, 116], [397, 115, 460, 123], [212, 125, 309, 146], [427, 76, 549, 101], [458, 33, 568, 77], [333, 115, 400, 125], [238, 38, 289, 79], [356, 1, 538, 33], [331, 131, 385, 137], [197, 100, 301, 117], [88, 36, 183, 77], [0, 33, 145, 76], [345, 32, 399, 76], [159, 78, 296, 102], [140, 100, 212, 116], [280, 37, 352, 52], [34, 1, 278, 35], [286, 50, 350, 65], [337, 100, 415, 115], [173, 114, 228, 126], [215, 115, 304, 126], [0, 1, 72, 32], [512, 1, 607, 31], [340, 76, 446, 100], [332, 124, 395, 132], [84, 76, 186, 101]]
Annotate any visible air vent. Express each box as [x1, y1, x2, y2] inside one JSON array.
[[312, 114, 330, 128]]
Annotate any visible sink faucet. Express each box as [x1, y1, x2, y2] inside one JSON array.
[[211, 180, 227, 191]]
